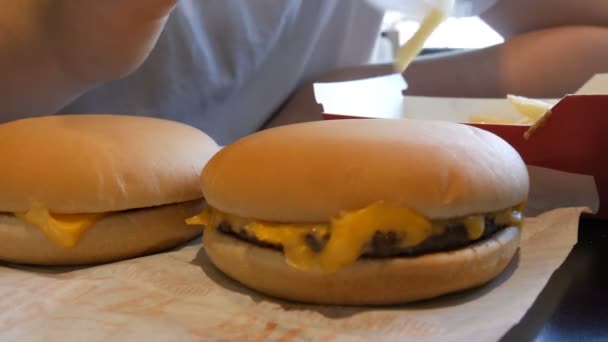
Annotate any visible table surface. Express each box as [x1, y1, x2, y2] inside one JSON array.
[[502, 218, 608, 342]]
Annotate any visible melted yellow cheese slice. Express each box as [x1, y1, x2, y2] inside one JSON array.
[[188, 202, 523, 273], [16, 207, 105, 248], [462, 215, 485, 240], [321, 202, 432, 272]]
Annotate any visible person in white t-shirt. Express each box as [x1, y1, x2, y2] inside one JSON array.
[[1, 0, 607, 144]]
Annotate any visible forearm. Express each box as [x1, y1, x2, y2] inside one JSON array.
[[0, 0, 176, 118], [404, 26, 608, 98], [481, 0, 608, 39]]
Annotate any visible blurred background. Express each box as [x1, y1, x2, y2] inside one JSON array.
[[371, 11, 503, 62]]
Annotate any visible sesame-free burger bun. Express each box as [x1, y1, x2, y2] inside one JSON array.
[[201, 119, 528, 222], [0, 114, 219, 213], [0, 200, 203, 266], [204, 225, 520, 305]]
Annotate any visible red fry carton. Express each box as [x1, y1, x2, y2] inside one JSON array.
[[315, 74, 606, 218]]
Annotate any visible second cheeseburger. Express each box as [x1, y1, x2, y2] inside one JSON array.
[[189, 119, 529, 305], [0, 114, 219, 266]]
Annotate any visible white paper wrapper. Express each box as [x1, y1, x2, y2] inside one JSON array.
[[0, 206, 589, 341]]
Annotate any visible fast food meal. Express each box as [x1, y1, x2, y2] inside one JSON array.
[[188, 119, 529, 305], [0, 114, 219, 265]]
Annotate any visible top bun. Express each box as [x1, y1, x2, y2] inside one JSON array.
[[201, 119, 528, 222], [0, 115, 219, 213]]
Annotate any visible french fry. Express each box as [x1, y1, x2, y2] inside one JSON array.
[[394, 7, 448, 73], [468, 115, 527, 125], [468, 95, 553, 126], [506, 95, 552, 122], [524, 109, 554, 140]]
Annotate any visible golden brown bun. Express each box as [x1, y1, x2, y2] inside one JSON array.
[[204, 226, 520, 305], [0, 200, 203, 266], [202, 119, 529, 222], [0, 115, 219, 213]]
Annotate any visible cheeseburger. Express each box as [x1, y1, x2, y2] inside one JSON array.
[[189, 119, 529, 305], [0, 115, 219, 265]]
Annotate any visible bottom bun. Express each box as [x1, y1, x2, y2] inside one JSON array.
[[204, 226, 520, 305], [0, 200, 204, 266]]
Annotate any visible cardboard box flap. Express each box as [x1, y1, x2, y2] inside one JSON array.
[[314, 74, 558, 123], [575, 73, 608, 94]]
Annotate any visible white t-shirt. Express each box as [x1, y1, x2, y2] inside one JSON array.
[[60, 0, 497, 145]]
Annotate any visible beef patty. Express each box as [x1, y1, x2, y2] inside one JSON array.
[[216, 216, 506, 258]]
